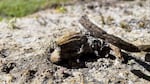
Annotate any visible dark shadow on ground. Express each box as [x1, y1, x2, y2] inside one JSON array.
[[122, 52, 150, 72], [131, 70, 150, 81], [122, 52, 150, 81]]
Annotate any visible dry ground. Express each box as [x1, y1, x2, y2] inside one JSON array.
[[0, 0, 150, 84]]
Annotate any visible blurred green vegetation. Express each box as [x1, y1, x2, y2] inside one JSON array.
[[0, 0, 68, 20]]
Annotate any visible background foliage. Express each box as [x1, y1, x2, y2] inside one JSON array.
[[0, 0, 68, 20]]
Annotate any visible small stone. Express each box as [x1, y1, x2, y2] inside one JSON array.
[[0, 49, 10, 58], [145, 53, 150, 62]]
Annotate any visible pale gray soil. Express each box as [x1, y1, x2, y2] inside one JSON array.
[[0, 0, 150, 84]]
